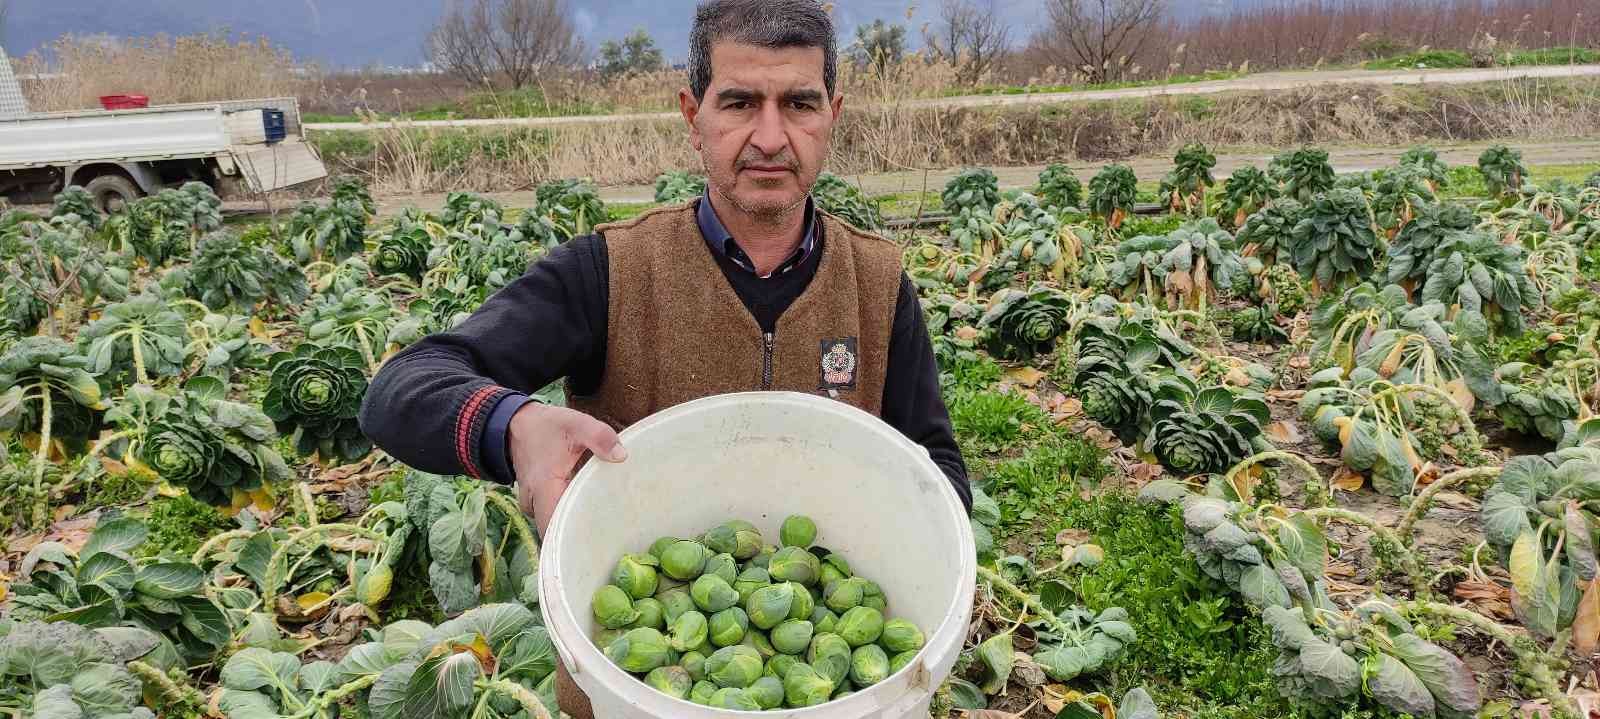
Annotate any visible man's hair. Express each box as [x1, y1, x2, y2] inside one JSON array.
[[688, 0, 836, 102]]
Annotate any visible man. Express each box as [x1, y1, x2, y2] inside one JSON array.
[[359, 0, 968, 714]]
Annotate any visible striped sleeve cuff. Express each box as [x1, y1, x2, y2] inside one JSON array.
[[453, 385, 516, 479]]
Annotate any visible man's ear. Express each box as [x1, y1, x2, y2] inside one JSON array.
[[679, 88, 703, 151], [830, 91, 844, 123]]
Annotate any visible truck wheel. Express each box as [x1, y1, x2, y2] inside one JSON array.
[[84, 175, 142, 214]]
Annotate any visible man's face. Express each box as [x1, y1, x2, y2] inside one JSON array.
[[680, 42, 843, 219]]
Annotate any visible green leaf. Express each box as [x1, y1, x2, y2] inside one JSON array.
[[1038, 580, 1075, 615], [1566, 502, 1597, 581], [77, 552, 136, 593], [1297, 639, 1360, 695], [337, 642, 394, 680], [401, 651, 483, 719], [1262, 606, 1316, 651], [1277, 514, 1328, 579], [1388, 634, 1482, 715], [1118, 687, 1161, 719], [235, 531, 276, 589], [70, 662, 142, 715], [975, 631, 1014, 694], [429, 512, 470, 570], [1481, 492, 1533, 549], [217, 689, 280, 719], [460, 489, 487, 558], [428, 560, 479, 617], [1368, 652, 1435, 717], [82, 517, 148, 559], [299, 660, 339, 694], [1239, 563, 1291, 608], [369, 660, 420, 719], [439, 603, 538, 652], [220, 647, 302, 709], [133, 562, 205, 599], [31, 685, 84, 719]]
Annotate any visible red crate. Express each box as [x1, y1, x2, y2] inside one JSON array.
[[99, 94, 149, 110]]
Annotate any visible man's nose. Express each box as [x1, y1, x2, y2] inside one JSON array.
[[748, 102, 788, 158]]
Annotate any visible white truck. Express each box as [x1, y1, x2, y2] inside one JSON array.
[[0, 47, 329, 211]]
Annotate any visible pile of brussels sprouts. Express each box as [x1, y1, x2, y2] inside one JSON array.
[[590, 515, 927, 709]]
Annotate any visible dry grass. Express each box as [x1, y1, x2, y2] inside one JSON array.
[[16, 32, 303, 111], [321, 76, 1600, 192]]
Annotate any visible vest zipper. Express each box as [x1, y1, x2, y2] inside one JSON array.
[[761, 332, 775, 390]]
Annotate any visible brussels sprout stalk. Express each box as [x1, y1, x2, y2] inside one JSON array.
[[476, 678, 557, 719]]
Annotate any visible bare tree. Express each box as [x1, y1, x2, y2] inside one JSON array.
[[923, 0, 1011, 86], [1035, 0, 1167, 84], [427, 0, 585, 90]]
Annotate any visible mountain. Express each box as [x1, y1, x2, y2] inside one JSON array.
[[3, 0, 1053, 68]]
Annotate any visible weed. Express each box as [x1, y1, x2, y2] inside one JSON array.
[[139, 495, 232, 559], [948, 388, 1047, 453], [942, 353, 1004, 395]]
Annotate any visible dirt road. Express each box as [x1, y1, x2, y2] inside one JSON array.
[[362, 139, 1600, 217], [306, 64, 1600, 133]]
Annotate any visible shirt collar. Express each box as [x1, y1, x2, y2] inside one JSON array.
[[696, 192, 817, 278]]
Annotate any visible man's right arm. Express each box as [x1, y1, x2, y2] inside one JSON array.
[[358, 236, 607, 483]]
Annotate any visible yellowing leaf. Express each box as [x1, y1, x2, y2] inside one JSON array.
[[1004, 366, 1047, 388], [1378, 342, 1407, 377], [297, 592, 332, 611], [1265, 420, 1303, 444], [1444, 378, 1476, 414], [249, 489, 275, 512], [1574, 577, 1600, 655], [1508, 530, 1544, 602], [1330, 466, 1365, 492]]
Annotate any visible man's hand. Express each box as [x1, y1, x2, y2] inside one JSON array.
[[509, 403, 627, 535]]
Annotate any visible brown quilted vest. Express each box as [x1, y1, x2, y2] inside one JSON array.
[[567, 202, 903, 428]]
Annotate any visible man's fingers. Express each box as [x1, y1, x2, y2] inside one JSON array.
[[565, 412, 628, 463]]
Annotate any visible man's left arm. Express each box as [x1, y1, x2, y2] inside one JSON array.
[[881, 273, 972, 513]]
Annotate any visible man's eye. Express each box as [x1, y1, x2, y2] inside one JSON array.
[[790, 102, 815, 111], [726, 101, 751, 110]]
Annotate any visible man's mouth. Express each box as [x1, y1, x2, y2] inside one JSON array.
[[742, 165, 792, 174]]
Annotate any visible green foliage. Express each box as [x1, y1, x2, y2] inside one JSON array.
[[811, 172, 884, 231], [1288, 188, 1380, 291], [1298, 367, 1428, 496], [185, 231, 308, 311], [1145, 376, 1270, 476], [261, 345, 371, 463], [330, 176, 376, 216], [1232, 305, 1288, 344], [977, 284, 1077, 361], [141, 495, 231, 559], [51, 185, 102, 229], [534, 177, 607, 237], [2, 218, 131, 331], [1417, 230, 1538, 336], [1108, 219, 1242, 309], [653, 171, 707, 204], [598, 28, 665, 77], [8, 516, 229, 662], [1218, 166, 1279, 230], [1037, 164, 1084, 210], [1088, 164, 1139, 229], [948, 389, 1048, 452], [1478, 144, 1528, 197], [1160, 142, 1217, 214], [104, 183, 223, 265], [1072, 310, 1192, 444], [287, 195, 369, 264], [942, 168, 1001, 217], [301, 288, 397, 368], [371, 211, 436, 281], [403, 472, 540, 615], [1479, 452, 1600, 639], [1271, 148, 1336, 203], [1490, 362, 1581, 442], [76, 293, 188, 387], [440, 191, 504, 231], [127, 378, 291, 506], [1384, 202, 1477, 286], [0, 621, 164, 719], [1398, 146, 1451, 190], [0, 336, 106, 456], [1367, 166, 1437, 234]]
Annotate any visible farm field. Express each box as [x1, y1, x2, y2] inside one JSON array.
[[6, 139, 1600, 719]]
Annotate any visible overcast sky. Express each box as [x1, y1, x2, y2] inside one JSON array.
[[3, 0, 1059, 68]]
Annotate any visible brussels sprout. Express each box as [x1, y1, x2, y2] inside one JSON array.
[[808, 633, 852, 685], [682, 650, 708, 681], [613, 553, 660, 599], [657, 587, 696, 623], [771, 619, 815, 655], [705, 520, 764, 560], [811, 607, 839, 634], [837, 606, 885, 647], [819, 563, 847, 588], [649, 536, 680, 559], [743, 629, 776, 659], [644, 665, 693, 699], [833, 685, 853, 700], [769, 546, 821, 585], [746, 582, 796, 630], [861, 580, 886, 613], [593, 628, 625, 649], [661, 540, 709, 580], [631, 597, 666, 630], [668, 610, 709, 653], [880, 618, 925, 653], [605, 627, 671, 673], [709, 687, 761, 710], [788, 581, 816, 621], [593, 585, 641, 629], [704, 553, 739, 585], [656, 575, 685, 593], [824, 577, 867, 613], [691, 574, 740, 613], [751, 545, 777, 569], [690, 680, 717, 704], [889, 649, 919, 675], [709, 607, 749, 647], [850, 644, 890, 687], [766, 653, 801, 680], [748, 675, 785, 709], [705, 644, 764, 688], [734, 566, 772, 603], [780, 515, 818, 547], [783, 663, 835, 707]]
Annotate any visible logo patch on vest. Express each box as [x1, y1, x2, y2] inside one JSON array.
[[819, 338, 858, 391]]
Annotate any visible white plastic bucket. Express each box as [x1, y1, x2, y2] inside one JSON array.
[[539, 391, 976, 718]]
